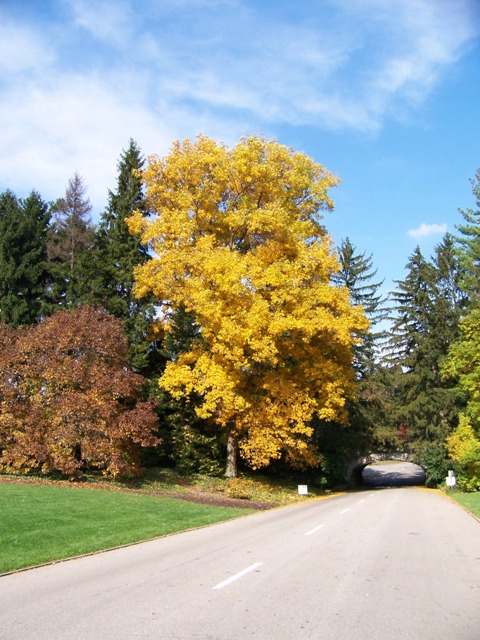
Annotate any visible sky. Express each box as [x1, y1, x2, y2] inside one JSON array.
[[1, 0, 479, 295]]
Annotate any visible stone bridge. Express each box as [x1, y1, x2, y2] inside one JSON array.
[[346, 451, 413, 487]]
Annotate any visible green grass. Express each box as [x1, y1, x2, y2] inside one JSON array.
[[450, 490, 480, 519], [0, 483, 253, 574]]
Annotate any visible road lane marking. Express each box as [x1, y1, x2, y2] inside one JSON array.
[[340, 508, 350, 514], [305, 524, 325, 536], [212, 563, 263, 590], [358, 499, 365, 504]]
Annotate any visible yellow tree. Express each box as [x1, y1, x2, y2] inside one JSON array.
[[128, 135, 368, 476]]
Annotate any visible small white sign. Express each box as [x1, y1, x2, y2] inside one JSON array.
[[446, 475, 456, 487], [298, 485, 308, 495]]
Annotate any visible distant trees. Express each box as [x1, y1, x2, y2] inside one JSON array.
[[0, 306, 158, 478]]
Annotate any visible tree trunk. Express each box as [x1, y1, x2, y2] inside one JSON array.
[[224, 429, 238, 478]]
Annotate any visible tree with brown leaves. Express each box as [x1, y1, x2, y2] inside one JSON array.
[[0, 306, 159, 478]]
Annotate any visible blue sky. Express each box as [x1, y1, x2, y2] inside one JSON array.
[[1, 0, 479, 294]]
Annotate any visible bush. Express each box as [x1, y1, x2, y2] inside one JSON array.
[[446, 414, 480, 491], [414, 444, 455, 488]]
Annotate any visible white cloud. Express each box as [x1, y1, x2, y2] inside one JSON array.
[[0, 71, 174, 212], [0, 0, 478, 212], [58, 0, 478, 132], [0, 22, 54, 75], [408, 223, 448, 238], [69, 0, 135, 45]]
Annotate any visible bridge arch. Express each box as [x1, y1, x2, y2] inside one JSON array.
[[346, 453, 426, 488]]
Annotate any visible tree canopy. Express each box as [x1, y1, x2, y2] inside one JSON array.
[[128, 135, 368, 475], [0, 190, 50, 326], [0, 306, 158, 478], [95, 139, 155, 371], [0, 140, 478, 488]]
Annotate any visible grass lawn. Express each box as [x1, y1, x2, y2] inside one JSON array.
[[0, 483, 253, 574], [450, 490, 480, 519]]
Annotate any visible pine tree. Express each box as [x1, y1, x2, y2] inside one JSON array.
[[432, 233, 468, 353], [96, 140, 155, 372], [388, 241, 465, 480], [0, 190, 50, 326], [456, 168, 480, 304], [47, 173, 96, 307], [333, 237, 387, 377], [317, 239, 394, 483]]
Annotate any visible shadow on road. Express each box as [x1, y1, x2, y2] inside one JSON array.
[[362, 461, 426, 488]]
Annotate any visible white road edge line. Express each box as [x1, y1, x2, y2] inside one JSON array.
[[358, 499, 365, 504], [212, 562, 263, 590], [305, 524, 325, 536], [340, 508, 350, 514]]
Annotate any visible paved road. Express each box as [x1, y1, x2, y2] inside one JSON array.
[[1, 485, 479, 639], [362, 461, 426, 487]]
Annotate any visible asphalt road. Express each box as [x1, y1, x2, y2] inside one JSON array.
[[362, 461, 426, 487], [1, 480, 479, 639]]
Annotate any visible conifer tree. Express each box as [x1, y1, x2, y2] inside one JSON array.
[[334, 237, 387, 376], [456, 168, 480, 304], [0, 190, 50, 325], [315, 239, 394, 484], [388, 240, 465, 482], [95, 140, 155, 372], [47, 173, 96, 307]]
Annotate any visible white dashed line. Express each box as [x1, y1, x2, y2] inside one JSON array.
[[305, 524, 325, 536], [212, 562, 263, 590]]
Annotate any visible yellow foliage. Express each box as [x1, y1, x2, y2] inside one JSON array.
[[128, 135, 368, 470], [447, 414, 477, 461]]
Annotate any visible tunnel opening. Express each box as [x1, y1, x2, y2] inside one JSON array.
[[361, 461, 426, 488]]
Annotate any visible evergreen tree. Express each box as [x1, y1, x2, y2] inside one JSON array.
[[456, 168, 480, 304], [95, 140, 155, 372], [316, 239, 395, 485], [333, 237, 387, 376], [0, 190, 50, 326], [157, 303, 225, 474], [388, 241, 465, 478], [47, 173, 96, 307], [432, 233, 468, 353]]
